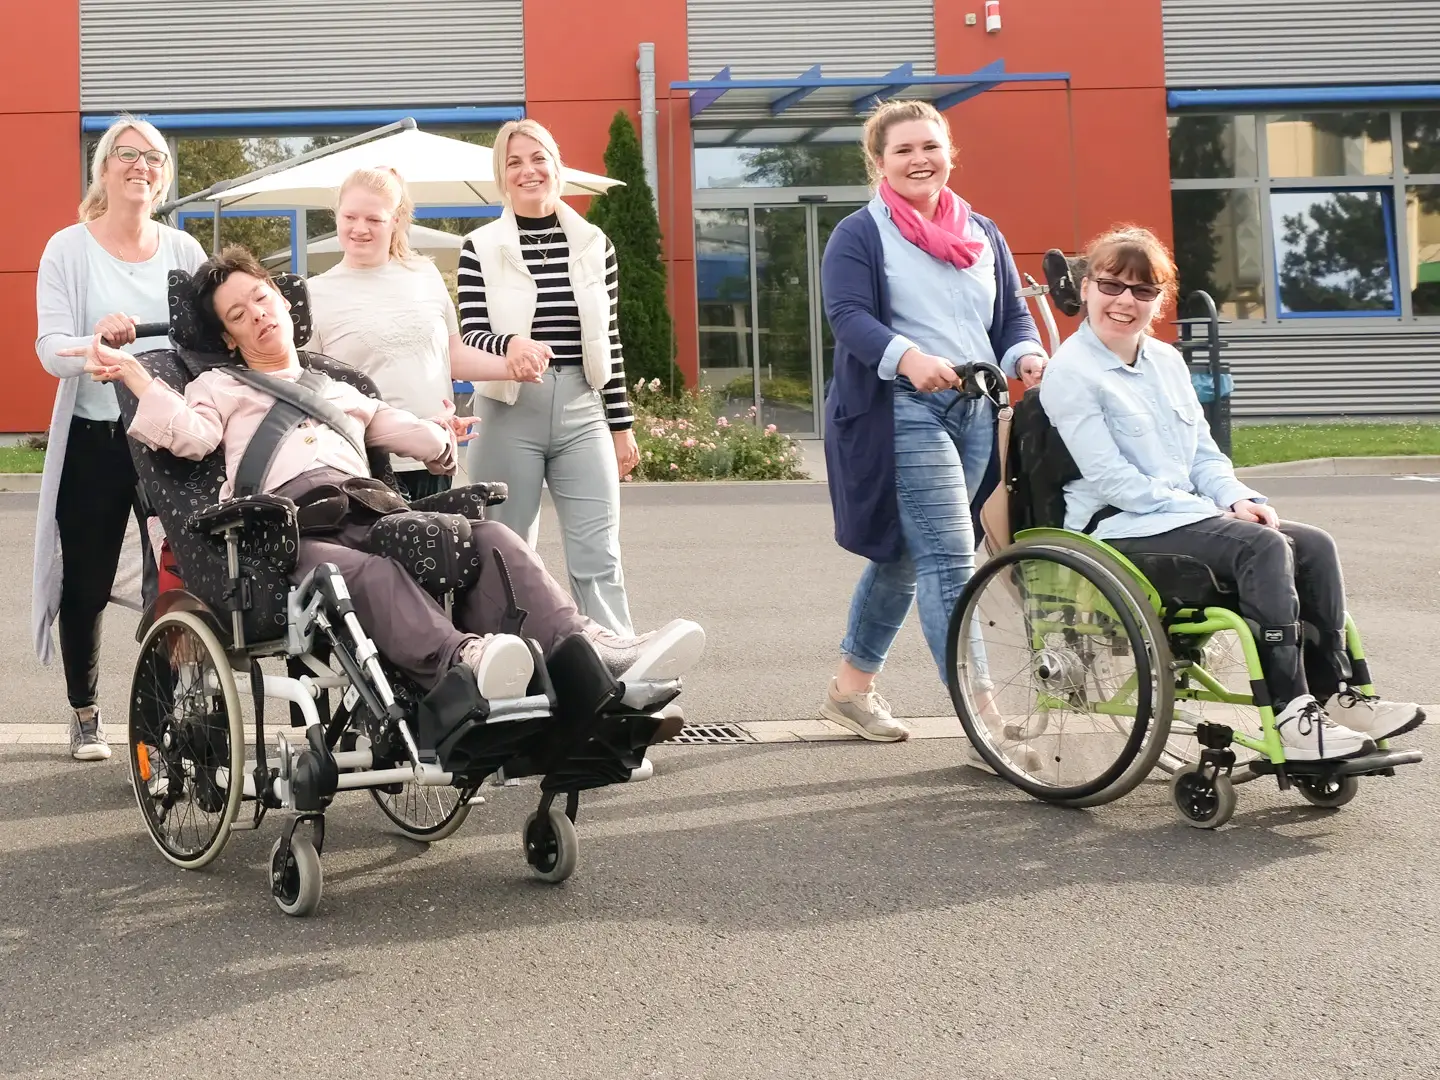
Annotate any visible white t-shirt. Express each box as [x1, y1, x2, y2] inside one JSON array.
[[307, 257, 458, 471]]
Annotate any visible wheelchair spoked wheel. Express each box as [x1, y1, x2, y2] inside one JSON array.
[[371, 783, 474, 843], [128, 610, 245, 870], [948, 544, 1173, 806], [1006, 534, 1180, 800], [1159, 629, 1265, 784]]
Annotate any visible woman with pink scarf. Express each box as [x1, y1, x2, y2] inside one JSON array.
[[817, 100, 1046, 750]]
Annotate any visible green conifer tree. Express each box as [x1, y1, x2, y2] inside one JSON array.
[[586, 110, 683, 393]]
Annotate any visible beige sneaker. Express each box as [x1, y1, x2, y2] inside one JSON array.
[[819, 679, 911, 742]]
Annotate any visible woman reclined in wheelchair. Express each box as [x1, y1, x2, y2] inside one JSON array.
[[63, 246, 705, 723], [1036, 226, 1423, 762]]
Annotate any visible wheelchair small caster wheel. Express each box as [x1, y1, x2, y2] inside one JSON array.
[[523, 808, 578, 883], [270, 836, 323, 917], [1170, 769, 1236, 830], [1295, 773, 1358, 809]]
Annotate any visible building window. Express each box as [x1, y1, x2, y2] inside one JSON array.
[[1271, 189, 1397, 316], [693, 140, 867, 189], [1170, 107, 1440, 323]]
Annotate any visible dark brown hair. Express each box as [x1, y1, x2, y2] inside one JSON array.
[[192, 246, 273, 345], [1082, 225, 1179, 326]]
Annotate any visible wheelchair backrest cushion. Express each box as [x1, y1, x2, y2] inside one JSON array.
[[1005, 386, 1084, 533]]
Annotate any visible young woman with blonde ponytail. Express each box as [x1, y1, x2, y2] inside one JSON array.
[[307, 166, 543, 499]]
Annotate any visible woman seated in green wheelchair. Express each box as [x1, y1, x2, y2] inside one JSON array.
[[1039, 226, 1424, 762]]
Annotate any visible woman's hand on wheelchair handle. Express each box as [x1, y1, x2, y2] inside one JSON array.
[[94, 312, 137, 348], [896, 348, 962, 392]]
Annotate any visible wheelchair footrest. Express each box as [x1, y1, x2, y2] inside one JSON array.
[[536, 712, 664, 793], [1247, 748, 1423, 780]]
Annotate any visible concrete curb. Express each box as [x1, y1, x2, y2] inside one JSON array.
[[0, 474, 41, 492], [1235, 455, 1440, 478]]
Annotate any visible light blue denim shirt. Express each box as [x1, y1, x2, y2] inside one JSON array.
[[1038, 319, 1264, 540], [866, 197, 1042, 381]]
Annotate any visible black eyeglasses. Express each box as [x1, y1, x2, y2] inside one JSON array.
[[1092, 277, 1162, 302], [112, 145, 168, 168]]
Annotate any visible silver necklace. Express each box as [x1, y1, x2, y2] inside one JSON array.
[[523, 222, 561, 267]]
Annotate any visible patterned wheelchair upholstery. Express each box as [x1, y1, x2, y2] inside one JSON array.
[[116, 269, 497, 646]]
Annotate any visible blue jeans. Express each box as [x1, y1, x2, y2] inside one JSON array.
[[841, 383, 994, 685]]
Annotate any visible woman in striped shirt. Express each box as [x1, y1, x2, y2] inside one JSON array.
[[458, 118, 639, 638]]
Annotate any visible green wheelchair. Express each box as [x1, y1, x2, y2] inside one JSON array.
[[946, 368, 1423, 828]]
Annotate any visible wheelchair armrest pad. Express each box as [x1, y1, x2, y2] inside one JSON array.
[[188, 493, 298, 536], [409, 482, 508, 517]]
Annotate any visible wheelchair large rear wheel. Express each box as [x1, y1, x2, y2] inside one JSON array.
[[948, 545, 1172, 805], [128, 611, 245, 869], [371, 783, 473, 842]]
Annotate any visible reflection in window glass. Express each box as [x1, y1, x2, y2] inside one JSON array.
[[1408, 186, 1440, 316], [1271, 189, 1396, 315], [1265, 113, 1391, 177], [1171, 188, 1266, 318], [694, 144, 867, 188], [1402, 111, 1440, 177], [694, 209, 754, 413], [1168, 114, 1259, 179]]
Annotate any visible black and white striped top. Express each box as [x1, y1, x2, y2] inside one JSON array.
[[457, 213, 634, 431]]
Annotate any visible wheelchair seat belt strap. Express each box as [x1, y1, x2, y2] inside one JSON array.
[[232, 369, 365, 498], [230, 367, 369, 498]]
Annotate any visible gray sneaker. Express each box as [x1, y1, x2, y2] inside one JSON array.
[[819, 679, 911, 742], [69, 707, 111, 762]]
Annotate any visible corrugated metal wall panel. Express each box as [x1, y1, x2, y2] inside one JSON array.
[[1163, 0, 1440, 87], [687, 0, 936, 80], [80, 0, 523, 111], [1225, 329, 1440, 418]]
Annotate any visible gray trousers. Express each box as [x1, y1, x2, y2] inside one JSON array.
[[278, 471, 587, 691], [1109, 516, 1347, 709], [466, 367, 634, 636]]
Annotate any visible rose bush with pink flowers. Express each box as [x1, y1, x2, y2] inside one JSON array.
[[628, 378, 809, 482]]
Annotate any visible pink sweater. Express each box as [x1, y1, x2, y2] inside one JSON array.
[[128, 364, 455, 501]]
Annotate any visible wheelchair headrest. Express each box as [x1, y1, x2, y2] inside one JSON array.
[[165, 268, 314, 355]]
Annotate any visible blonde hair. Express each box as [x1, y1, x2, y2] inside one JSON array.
[[337, 166, 419, 262], [78, 114, 175, 222], [860, 99, 955, 188], [493, 119, 564, 208]]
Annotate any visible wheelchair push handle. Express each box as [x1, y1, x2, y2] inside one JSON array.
[[101, 322, 169, 347], [960, 360, 1010, 409]]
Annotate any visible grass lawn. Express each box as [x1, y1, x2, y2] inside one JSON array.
[[1230, 422, 1440, 467], [0, 447, 45, 473]]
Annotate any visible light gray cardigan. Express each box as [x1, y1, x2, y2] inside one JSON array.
[[31, 222, 207, 664]]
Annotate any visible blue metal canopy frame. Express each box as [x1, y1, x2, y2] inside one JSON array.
[[81, 105, 524, 133], [672, 60, 1071, 119], [1168, 84, 1440, 110]]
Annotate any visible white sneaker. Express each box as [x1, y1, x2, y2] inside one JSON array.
[[1323, 692, 1425, 741], [1275, 695, 1374, 761], [459, 634, 534, 702], [587, 619, 707, 683], [965, 738, 1044, 776], [68, 707, 111, 762], [819, 679, 911, 742]]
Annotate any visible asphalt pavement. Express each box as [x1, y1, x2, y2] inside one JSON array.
[[0, 474, 1436, 1079]]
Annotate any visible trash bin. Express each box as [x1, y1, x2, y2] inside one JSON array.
[[1190, 368, 1234, 457]]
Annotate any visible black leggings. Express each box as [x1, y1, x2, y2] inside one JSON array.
[[1109, 516, 1349, 712], [55, 418, 154, 709]]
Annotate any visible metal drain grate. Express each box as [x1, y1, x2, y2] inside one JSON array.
[[669, 723, 756, 745]]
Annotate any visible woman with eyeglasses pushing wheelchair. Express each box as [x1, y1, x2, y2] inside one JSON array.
[[32, 114, 208, 763], [1038, 226, 1423, 761]]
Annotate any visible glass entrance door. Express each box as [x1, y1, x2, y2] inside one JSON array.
[[695, 199, 864, 437]]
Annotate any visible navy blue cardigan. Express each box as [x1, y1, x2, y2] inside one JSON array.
[[821, 206, 1041, 563]]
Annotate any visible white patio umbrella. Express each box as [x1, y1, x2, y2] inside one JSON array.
[[211, 128, 621, 210]]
